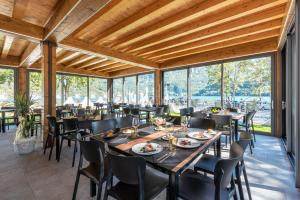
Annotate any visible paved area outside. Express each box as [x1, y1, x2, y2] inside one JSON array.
[[0, 128, 299, 200]]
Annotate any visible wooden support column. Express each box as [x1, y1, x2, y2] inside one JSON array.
[[155, 69, 162, 105], [274, 51, 282, 138], [107, 78, 113, 103], [17, 66, 27, 96], [41, 41, 56, 145]]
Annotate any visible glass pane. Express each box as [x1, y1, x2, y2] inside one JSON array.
[[124, 76, 137, 104], [113, 78, 123, 103], [61, 75, 88, 106], [29, 71, 42, 107], [89, 77, 107, 104], [138, 73, 154, 106], [190, 65, 221, 110], [163, 69, 187, 113], [0, 68, 14, 107], [56, 74, 62, 106], [223, 57, 272, 134]]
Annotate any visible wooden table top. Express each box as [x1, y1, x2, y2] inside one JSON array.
[[214, 111, 245, 120], [92, 126, 222, 174]]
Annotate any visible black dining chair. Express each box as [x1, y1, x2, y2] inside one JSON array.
[[102, 113, 116, 120], [187, 107, 194, 116], [72, 140, 108, 200], [154, 106, 164, 117], [191, 111, 207, 119], [32, 108, 42, 136], [116, 116, 133, 129], [122, 107, 131, 116], [194, 135, 252, 200], [180, 108, 188, 116], [91, 119, 116, 135], [44, 116, 59, 161], [189, 117, 216, 129], [178, 142, 243, 200], [239, 110, 256, 147], [77, 108, 86, 117], [130, 108, 140, 121], [59, 118, 88, 167], [103, 153, 168, 200], [212, 114, 233, 147]]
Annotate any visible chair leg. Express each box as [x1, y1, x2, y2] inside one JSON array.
[[58, 137, 64, 161], [72, 140, 77, 167], [72, 172, 81, 200], [249, 143, 253, 154], [49, 135, 55, 160], [236, 172, 245, 200], [43, 134, 50, 155], [243, 166, 252, 200], [97, 181, 103, 200], [225, 136, 228, 147]]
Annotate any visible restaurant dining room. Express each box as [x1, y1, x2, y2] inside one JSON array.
[[0, 0, 299, 199]]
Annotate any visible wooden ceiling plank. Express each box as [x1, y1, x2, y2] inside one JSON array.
[[156, 30, 280, 62], [20, 43, 41, 67], [103, 65, 133, 73], [96, 63, 128, 72], [160, 38, 278, 68], [75, 57, 107, 69], [57, 51, 81, 64], [145, 20, 282, 60], [278, 0, 295, 49], [87, 60, 118, 71], [60, 38, 159, 69], [0, 13, 43, 42], [92, 0, 175, 44], [110, 0, 237, 49], [65, 54, 95, 68], [134, 5, 286, 56], [44, 0, 112, 42], [123, 0, 287, 52], [1, 35, 14, 58]]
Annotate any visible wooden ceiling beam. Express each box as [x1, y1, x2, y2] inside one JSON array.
[[87, 60, 117, 71], [60, 38, 159, 69], [92, 0, 174, 44], [64, 55, 95, 68], [57, 51, 81, 64], [0, 13, 43, 42], [19, 43, 41, 67], [278, 0, 295, 50], [1, 35, 14, 58], [123, 0, 287, 52], [0, 56, 19, 67], [134, 5, 286, 56], [160, 38, 278, 69], [44, 0, 112, 42], [145, 20, 282, 60], [156, 30, 280, 62], [111, 0, 238, 49], [109, 67, 151, 78]]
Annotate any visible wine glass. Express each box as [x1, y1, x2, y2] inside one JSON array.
[[132, 117, 139, 137]]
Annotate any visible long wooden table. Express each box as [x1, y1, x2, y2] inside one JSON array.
[[91, 126, 222, 200]]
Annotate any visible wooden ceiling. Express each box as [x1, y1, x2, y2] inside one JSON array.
[[0, 0, 294, 77]]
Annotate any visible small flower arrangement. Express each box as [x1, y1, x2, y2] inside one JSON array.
[[150, 117, 166, 127]]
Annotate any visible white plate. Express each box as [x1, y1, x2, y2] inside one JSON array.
[[205, 130, 217, 135], [175, 138, 201, 149], [122, 129, 134, 134], [154, 127, 164, 131], [187, 131, 211, 140], [131, 143, 163, 155]]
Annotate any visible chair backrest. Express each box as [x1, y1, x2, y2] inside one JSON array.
[[191, 111, 207, 118], [91, 119, 116, 134], [180, 108, 188, 116], [237, 131, 252, 151], [228, 107, 238, 112], [47, 115, 57, 134], [102, 113, 116, 120], [108, 153, 146, 185], [187, 107, 194, 114], [212, 114, 232, 129], [116, 116, 133, 129], [63, 118, 78, 132], [155, 107, 164, 116], [130, 108, 140, 115], [214, 142, 243, 198], [189, 117, 215, 129], [77, 108, 86, 116], [123, 107, 131, 115]]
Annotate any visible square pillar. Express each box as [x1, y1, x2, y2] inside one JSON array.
[[41, 41, 56, 144], [17, 66, 27, 96], [155, 70, 162, 105]]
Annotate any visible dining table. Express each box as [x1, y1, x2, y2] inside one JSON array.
[[139, 107, 157, 122], [0, 108, 16, 133], [91, 125, 222, 200]]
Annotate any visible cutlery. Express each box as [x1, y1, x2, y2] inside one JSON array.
[[157, 152, 170, 162]]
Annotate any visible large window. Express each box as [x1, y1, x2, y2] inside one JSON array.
[[0, 68, 15, 107], [124, 76, 137, 104], [138, 73, 154, 106], [89, 77, 107, 104], [190, 64, 221, 111], [223, 57, 272, 133], [163, 69, 188, 112], [56, 74, 63, 106], [113, 78, 123, 103], [29, 71, 42, 107]]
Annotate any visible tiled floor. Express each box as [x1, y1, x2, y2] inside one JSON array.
[[0, 128, 299, 200]]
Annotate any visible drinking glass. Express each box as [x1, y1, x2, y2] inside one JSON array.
[[132, 117, 139, 138]]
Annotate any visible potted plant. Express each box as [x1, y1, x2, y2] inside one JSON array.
[[13, 93, 36, 154]]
